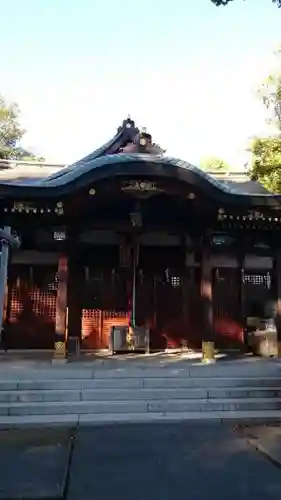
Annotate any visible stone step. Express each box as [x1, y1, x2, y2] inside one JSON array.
[[0, 363, 280, 381], [0, 387, 281, 403], [0, 376, 280, 391], [0, 410, 280, 429], [93, 366, 281, 379], [0, 398, 281, 416]]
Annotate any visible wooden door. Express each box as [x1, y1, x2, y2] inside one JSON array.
[[136, 246, 186, 350], [153, 268, 184, 349], [213, 267, 244, 348], [243, 270, 273, 318], [81, 266, 130, 349]]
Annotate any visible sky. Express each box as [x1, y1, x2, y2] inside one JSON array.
[[1, 0, 281, 169]]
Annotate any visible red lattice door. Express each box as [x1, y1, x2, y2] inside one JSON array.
[[5, 264, 58, 349], [81, 266, 130, 349]]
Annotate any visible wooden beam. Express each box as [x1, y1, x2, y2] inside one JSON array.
[[274, 249, 281, 357]]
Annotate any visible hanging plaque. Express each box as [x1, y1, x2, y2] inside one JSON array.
[[121, 181, 164, 198]]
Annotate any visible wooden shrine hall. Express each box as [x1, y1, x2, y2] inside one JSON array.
[[0, 117, 281, 356]]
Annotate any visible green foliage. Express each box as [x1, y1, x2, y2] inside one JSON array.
[[257, 52, 281, 131], [249, 137, 281, 192], [211, 0, 281, 6], [0, 94, 42, 161], [249, 47, 281, 193], [211, 1, 281, 192], [0, 96, 23, 159], [200, 156, 230, 171]]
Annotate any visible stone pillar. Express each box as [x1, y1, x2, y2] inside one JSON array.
[[200, 245, 215, 363], [53, 255, 68, 362]]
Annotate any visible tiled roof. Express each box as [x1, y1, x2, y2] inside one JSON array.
[[221, 180, 269, 195], [0, 117, 278, 206], [0, 152, 279, 209], [0, 160, 268, 195]]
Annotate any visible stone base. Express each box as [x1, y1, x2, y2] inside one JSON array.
[[249, 331, 278, 357], [201, 358, 216, 365], [53, 341, 68, 364], [52, 357, 68, 365]]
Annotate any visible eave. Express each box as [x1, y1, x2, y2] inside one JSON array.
[[0, 153, 280, 208]]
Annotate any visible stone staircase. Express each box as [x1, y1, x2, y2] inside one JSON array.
[[0, 363, 280, 427]]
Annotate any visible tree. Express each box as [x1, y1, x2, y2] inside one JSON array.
[[250, 137, 281, 192], [257, 60, 281, 132], [0, 95, 42, 161], [211, 0, 281, 7], [200, 156, 230, 171], [249, 49, 281, 192]]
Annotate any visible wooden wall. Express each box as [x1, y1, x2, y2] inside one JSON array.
[[3, 249, 275, 350]]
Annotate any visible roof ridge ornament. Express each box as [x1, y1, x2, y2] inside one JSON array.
[[117, 116, 137, 134], [123, 116, 135, 129]]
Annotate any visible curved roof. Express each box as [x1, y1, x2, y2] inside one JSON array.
[[0, 152, 280, 207], [0, 117, 280, 207]]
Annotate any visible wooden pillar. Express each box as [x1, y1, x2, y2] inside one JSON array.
[[182, 264, 189, 351], [67, 253, 82, 353], [274, 249, 281, 356], [237, 253, 245, 323], [182, 242, 193, 350], [237, 250, 246, 348], [119, 234, 133, 321], [53, 254, 68, 362], [200, 244, 215, 362], [0, 227, 12, 341]]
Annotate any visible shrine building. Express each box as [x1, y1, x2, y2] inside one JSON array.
[[0, 117, 280, 356]]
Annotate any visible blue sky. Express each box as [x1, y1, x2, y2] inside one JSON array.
[[1, 0, 281, 168]]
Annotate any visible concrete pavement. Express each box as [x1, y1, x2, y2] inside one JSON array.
[[241, 424, 281, 468], [0, 428, 72, 499], [67, 423, 281, 500], [2, 423, 281, 499]]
